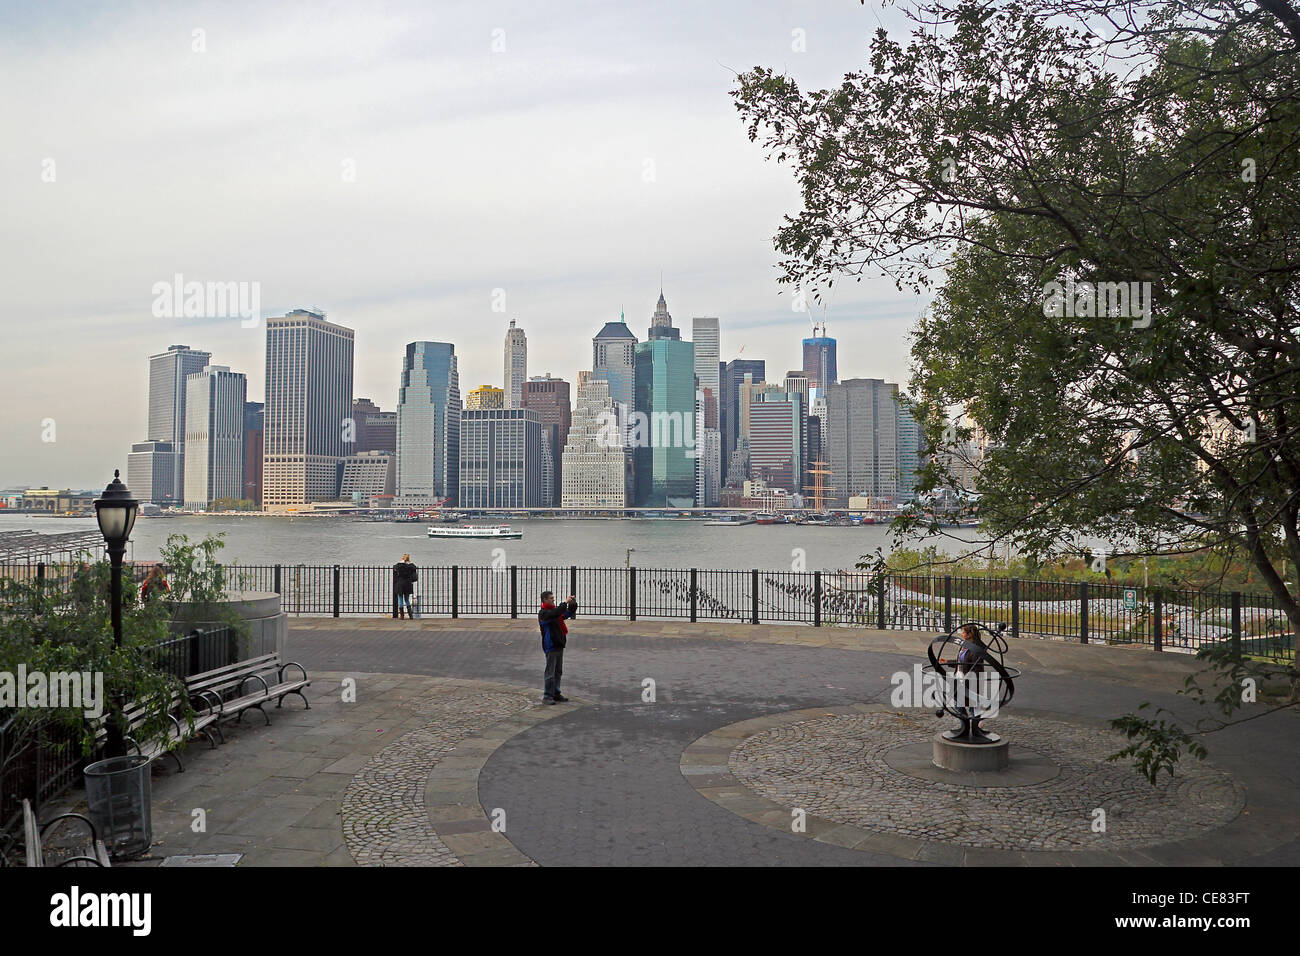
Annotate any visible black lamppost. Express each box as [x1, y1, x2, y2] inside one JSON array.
[[95, 469, 137, 757]]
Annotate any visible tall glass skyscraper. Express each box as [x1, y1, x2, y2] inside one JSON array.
[[801, 334, 838, 389], [396, 341, 461, 507], [634, 337, 696, 507]]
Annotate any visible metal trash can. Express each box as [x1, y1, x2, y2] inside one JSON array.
[[84, 755, 152, 859]]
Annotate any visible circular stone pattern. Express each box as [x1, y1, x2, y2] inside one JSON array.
[[727, 711, 1245, 851], [341, 689, 534, 866]]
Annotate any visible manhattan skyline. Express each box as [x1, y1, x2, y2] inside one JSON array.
[[0, 0, 925, 489]]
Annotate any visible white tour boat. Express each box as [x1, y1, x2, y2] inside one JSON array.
[[427, 524, 523, 539]]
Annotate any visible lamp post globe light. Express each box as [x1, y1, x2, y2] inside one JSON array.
[[94, 469, 137, 757]]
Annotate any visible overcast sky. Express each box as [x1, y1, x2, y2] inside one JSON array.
[[1, 0, 927, 489]]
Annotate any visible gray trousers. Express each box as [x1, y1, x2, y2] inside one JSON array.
[[543, 649, 564, 699]]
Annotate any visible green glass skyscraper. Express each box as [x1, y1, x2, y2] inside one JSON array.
[[633, 334, 696, 508]]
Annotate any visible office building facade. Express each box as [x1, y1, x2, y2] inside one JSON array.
[[262, 310, 355, 509], [633, 337, 696, 507], [146, 343, 211, 504], [503, 320, 527, 409], [459, 408, 544, 508], [183, 365, 247, 510], [396, 341, 461, 508], [825, 378, 901, 507], [562, 372, 630, 508]]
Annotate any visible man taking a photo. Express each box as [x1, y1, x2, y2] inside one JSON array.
[[538, 590, 577, 704]]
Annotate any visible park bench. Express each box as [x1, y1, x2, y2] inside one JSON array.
[[22, 799, 110, 867], [184, 654, 311, 733], [90, 690, 221, 773]]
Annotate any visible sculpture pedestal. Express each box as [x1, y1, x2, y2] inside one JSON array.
[[933, 731, 1010, 772]]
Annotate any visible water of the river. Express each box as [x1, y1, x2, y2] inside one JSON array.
[[0, 513, 1002, 571]]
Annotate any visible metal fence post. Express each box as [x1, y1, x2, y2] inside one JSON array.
[[1153, 590, 1163, 652], [273, 563, 282, 595], [189, 628, 202, 677], [1010, 578, 1020, 639], [570, 566, 578, 602], [1231, 592, 1242, 660], [510, 566, 518, 619], [751, 568, 759, 624], [1080, 581, 1089, 644], [451, 565, 458, 619], [943, 576, 952, 633], [629, 567, 636, 621], [877, 572, 887, 630], [813, 571, 822, 628], [689, 569, 697, 623], [333, 565, 341, 618]]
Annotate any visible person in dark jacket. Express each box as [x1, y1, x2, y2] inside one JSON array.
[[393, 554, 418, 619], [538, 590, 577, 704]]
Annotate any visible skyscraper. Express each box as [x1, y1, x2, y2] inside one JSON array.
[[695, 389, 722, 507], [896, 398, 923, 502], [242, 401, 263, 507], [459, 408, 544, 508], [802, 329, 838, 389], [523, 374, 572, 508], [748, 389, 803, 493], [396, 341, 461, 508], [825, 378, 901, 507], [720, 358, 765, 482], [145, 344, 211, 504], [126, 441, 176, 507], [593, 313, 637, 440], [183, 365, 247, 510], [783, 371, 811, 487], [648, 289, 680, 341], [504, 319, 527, 409], [263, 310, 354, 509], [634, 334, 696, 508], [691, 317, 720, 402], [562, 372, 630, 508]]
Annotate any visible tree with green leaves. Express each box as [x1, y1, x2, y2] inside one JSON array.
[[733, 0, 1299, 778]]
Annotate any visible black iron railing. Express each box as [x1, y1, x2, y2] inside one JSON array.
[[181, 563, 1296, 657]]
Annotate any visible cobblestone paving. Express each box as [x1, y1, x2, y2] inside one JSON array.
[[728, 711, 1246, 851], [340, 688, 535, 865]]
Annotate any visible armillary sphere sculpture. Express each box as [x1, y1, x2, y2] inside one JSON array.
[[924, 621, 1020, 745]]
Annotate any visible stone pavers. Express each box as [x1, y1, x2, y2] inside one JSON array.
[[341, 681, 576, 866], [682, 704, 1253, 864], [36, 617, 1296, 866]]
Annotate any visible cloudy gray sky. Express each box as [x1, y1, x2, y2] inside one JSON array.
[[1, 0, 926, 489]]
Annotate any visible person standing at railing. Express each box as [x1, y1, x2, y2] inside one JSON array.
[[393, 554, 418, 619], [539, 590, 577, 704]]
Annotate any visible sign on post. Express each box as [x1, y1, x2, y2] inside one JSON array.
[[1123, 588, 1137, 612]]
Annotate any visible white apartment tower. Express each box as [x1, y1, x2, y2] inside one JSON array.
[[262, 310, 355, 509], [183, 366, 247, 510], [504, 319, 527, 409]]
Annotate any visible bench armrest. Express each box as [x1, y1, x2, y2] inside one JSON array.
[[278, 661, 309, 682], [238, 673, 270, 696], [40, 812, 100, 845]]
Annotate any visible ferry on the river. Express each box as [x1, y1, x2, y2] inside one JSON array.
[[427, 525, 523, 539]]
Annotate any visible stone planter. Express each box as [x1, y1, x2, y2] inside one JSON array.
[[169, 591, 287, 660]]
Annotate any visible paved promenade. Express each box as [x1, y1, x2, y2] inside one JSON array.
[[74, 618, 1299, 866]]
